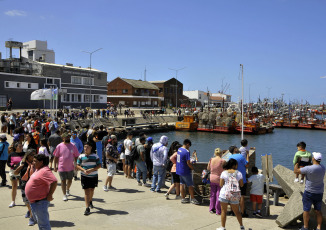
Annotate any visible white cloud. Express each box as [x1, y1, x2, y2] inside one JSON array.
[[5, 10, 27, 17]]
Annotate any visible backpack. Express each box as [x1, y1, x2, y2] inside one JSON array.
[[129, 145, 140, 162], [79, 130, 87, 143], [224, 171, 241, 202], [117, 143, 125, 154]]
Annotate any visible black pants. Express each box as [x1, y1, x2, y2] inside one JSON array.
[[146, 160, 153, 180], [0, 160, 7, 184]]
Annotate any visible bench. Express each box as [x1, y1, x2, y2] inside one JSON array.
[[269, 184, 284, 206]]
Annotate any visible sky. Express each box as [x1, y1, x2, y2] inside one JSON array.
[[1, 0, 326, 104]]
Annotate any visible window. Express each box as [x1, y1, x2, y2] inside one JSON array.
[[199, 95, 201, 99], [83, 77, 93, 85], [84, 95, 91, 102], [170, 88, 173, 94], [122, 89, 128, 94], [153, 91, 156, 95], [5, 82, 9, 87], [135, 89, 138, 93], [63, 94, 70, 102], [133, 101, 137, 106], [0, 95, 6, 107], [93, 95, 99, 103], [72, 76, 82, 84], [159, 88, 163, 93], [28, 83, 31, 88], [141, 101, 146, 105], [17, 83, 20, 88], [154, 101, 158, 105], [46, 78, 53, 84]]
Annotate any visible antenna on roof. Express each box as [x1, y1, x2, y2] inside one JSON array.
[[144, 66, 147, 81]]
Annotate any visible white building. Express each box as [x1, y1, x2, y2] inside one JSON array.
[[22, 40, 55, 63], [183, 90, 208, 105], [183, 90, 232, 107]]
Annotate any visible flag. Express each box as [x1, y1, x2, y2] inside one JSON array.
[[30, 89, 52, 100], [52, 88, 58, 100]]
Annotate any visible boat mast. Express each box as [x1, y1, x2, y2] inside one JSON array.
[[240, 64, 244, 140]]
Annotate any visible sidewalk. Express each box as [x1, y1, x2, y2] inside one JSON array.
[[0, 134, 295, 230]]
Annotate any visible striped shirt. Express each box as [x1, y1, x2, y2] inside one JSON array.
[[77, 153, 101, 178]]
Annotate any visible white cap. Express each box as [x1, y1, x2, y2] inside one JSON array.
[[312, 152, 322, 162], [0, 134, 6, 139]]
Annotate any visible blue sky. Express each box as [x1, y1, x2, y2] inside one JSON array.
[[1, 0, 326, 104]]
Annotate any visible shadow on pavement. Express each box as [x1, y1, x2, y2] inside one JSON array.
[[67, 195, 106, 203], [50, 220, 75, 228], [117, 188, 145, 193], [93, 207, 128, 216]]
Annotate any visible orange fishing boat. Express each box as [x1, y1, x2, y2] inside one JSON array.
[[175, 115, 198, 131]]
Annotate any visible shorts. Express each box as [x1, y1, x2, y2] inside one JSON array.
[[21, 182, 29, 204], [172, 172, 180, 183], [240, 183, 247, 196], [107, 162, 116, 177], [299, 161, 310, 167], [120, 152, 126, 160], [81, 175, 98, 189], [59, 171, 74, 181], [9, 169, 21, 180], [179, 174, 194, 187], [219, 197, 240, 205], [250, 194, 263, 204], [302, 191, 323, 211], [10, 124, 15, 130], [125, 155, 133, 166]]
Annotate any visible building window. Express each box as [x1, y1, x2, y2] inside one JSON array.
[[63, 94, 70, 102], [84, 95, 91, 102], [28, 83, 31, 88], [199, 95, 201, 99], [47, 78, 53, 84], [122, 89, 128, 94], [17, 83, 20, 88], [72, 76, 82, 84], [83, 78, 93, 86], [5, 82, 9, 88], [93, 95, 99, 103], [179, 88, 182, 94], [159, 88, 163, 93], [141, 101, 146, 106], [170, 88, 173, 94], [154, 101, 158, 105], [0, 95, 7, 107], [153, 91, 156, 95], [133, 101, 137, 106]]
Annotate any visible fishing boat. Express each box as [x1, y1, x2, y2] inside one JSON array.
[[235, 121, 267, 134], [175, 115, 198, 131], [297, 118, 316, 129], [273, 117, 284, 127]]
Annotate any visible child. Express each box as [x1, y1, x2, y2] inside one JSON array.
[[293, 141, 312, 183], [239, 139, 249, 162], [247, 166, 264, 218], [38, 139, 50, 157]]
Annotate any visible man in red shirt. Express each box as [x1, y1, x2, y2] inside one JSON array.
[[26, 154, 57, 230], [45, 118, 51, 138]]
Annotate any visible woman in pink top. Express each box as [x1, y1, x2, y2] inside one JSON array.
[[165, 143, 182, 200], [207, 148, 225, 215]]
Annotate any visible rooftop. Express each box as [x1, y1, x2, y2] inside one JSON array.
[[121, 78, 159, 90]]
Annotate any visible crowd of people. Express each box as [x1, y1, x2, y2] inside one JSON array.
[[0, 110, 324, 230]]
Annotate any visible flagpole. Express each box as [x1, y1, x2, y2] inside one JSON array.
[[56, 88, 58, 118]]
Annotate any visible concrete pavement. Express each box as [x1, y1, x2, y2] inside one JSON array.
[[0, 133, 302, 230]]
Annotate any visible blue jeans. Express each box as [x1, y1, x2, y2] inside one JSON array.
[[30, 199, 51, 230], [136, 161, 147, 184], [151, 165, 165, 191]]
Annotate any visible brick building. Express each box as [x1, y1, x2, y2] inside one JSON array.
[[107, 77, 162, 107], [150, 78, 183, 107]]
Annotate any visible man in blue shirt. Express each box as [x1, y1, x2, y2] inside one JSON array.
[[176, 139, 199, 205], [229, 145, 249, 217]]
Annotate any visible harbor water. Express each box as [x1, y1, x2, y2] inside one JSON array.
[[147, 128, 326, 171]]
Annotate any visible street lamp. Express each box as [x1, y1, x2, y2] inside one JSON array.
[[82, 48, 103, 108], [169, 67, 186, 108]]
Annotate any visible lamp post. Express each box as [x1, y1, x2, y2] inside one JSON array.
[[240, 64, 244, 140], [169, 67, 186, 108], [82, 48, 103, 108]]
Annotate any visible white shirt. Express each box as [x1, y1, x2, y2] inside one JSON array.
[[248, 174, 264, 195], [219, 170, 243, 199], [124, 139, 133, 156], [38, 146, 50, 157], [239, 146, 249, 159]]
